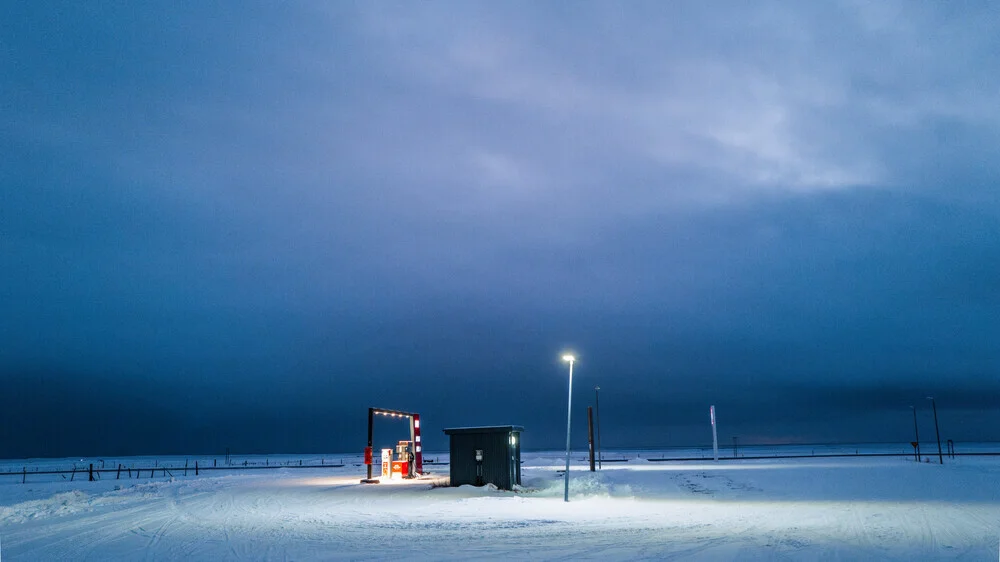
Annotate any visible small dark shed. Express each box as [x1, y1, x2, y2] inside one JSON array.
[[443, 425, 523, 490]]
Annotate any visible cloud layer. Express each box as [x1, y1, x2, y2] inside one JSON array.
[[2, 1, 999, 457]]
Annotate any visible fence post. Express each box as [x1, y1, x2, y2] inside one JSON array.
[[71, 466, 76, 481], [23, 466, 26, 484], [184, 460, 188, 476], [89, 464, 94, 482], [195, 461, 199, 476], [127, 467, 132, 478], [117, 464, 122, 480]]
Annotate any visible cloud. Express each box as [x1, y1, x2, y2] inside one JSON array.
[[352, 1, 999, 202], [2, 1, 1000, 454]]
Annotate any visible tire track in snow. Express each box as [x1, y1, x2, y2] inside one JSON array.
[[9, 486, 177, 559], [6, 463, 1000, 560]]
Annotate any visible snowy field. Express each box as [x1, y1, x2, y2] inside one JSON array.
[[2, 446, 1000, 560]]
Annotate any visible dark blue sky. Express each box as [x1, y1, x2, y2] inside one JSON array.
[[3, 2, 999, 458]]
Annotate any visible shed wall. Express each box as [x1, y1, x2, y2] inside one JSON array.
[[448, 431, 520, 490]]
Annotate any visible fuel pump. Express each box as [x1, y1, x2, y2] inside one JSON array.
[[393, 441, 415, 478]]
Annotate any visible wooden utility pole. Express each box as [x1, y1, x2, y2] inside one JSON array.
[[587, 407, 595, 472], [929, 397, 943, 464]]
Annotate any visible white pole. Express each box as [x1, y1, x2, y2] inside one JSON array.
[[711, 405, 719, 462], [594, 385, 602, 470], [564, 358, 574, 502]]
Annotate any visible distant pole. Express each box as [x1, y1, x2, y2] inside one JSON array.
[[562, 355, 576, 502], [710, 405, 719, 462], [587, 407, 595, 472], [910, 405, 920, 461], [594, 386, 603, 470], [928, 397, 943, 464]]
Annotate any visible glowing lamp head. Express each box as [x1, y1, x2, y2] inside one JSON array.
[[562, 354, 575, 362]]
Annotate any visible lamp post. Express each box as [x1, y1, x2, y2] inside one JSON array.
[[909, 405, 920, 462], [927, 396, 943, 464], [594, 385, 602, 470], [562, 354, 575, 502]]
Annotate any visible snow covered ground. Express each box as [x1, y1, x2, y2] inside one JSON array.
[[2, 446, 1000, 560]]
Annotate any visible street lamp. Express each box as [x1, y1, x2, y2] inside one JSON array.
[[927, 397, 943, 464], [909, 405, 920, 462], [562, 354, 575, 502], [594, 385, 602, 470]]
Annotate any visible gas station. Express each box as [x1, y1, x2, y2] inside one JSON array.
[[361, 407, 424, 483]]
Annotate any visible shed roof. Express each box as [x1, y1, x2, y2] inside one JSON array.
[[442, 425, 524, 435]]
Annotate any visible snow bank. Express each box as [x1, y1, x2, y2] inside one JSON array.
[[0, 490, 92, 524]]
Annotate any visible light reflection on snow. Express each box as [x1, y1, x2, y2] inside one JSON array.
[[276, 475, 442, 488]]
